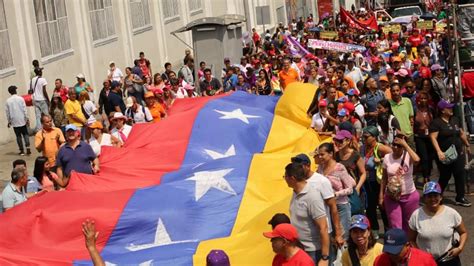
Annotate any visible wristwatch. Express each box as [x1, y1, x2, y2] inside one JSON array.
[[321, 255, 330, 261]]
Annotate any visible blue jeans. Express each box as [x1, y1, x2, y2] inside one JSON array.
[[34, 100, 49, 132], [337, 203, 351, 240], [306, 250, 322, 264]]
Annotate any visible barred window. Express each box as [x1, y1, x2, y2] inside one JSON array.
[[188, 0, 203, 12], [33, 0, 71, 58], [130, 0, 151, 30], [162, 0, 180, 19], [88, 0, 116, 41], [0, 0, 13, 70]]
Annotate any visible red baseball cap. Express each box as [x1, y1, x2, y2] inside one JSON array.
[[343, 102, 355, 114], [318, 99, 328, 107], [371, 56, 381, 63], [263, 223, 299, 241]]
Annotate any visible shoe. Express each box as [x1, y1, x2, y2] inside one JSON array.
[[19, 151, 25, 156], [455, 198, 472, 207], [26, 148, 31, 155]]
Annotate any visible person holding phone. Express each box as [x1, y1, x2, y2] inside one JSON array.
[[379, 134, 420, 233]]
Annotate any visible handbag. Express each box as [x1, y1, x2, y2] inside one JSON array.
[[441, 144, 458, 165], [386, 151, 407, 202], [29, 76, 40, 95], [349, 189, 364, 215], [436, 232, 460, 262]]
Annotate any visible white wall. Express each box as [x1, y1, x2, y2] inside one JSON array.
[[0, 0, 284, 144]]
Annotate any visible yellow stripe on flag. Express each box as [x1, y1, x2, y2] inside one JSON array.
[[193, 83, 329, 265]]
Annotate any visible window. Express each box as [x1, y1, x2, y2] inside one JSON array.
[[130, 0, 151, 30], [33, 0, 71, 58], [162, 0, 180, 19], [0, 0, 13, 70], [188, 0, 202, 12], [88, 0, 115, 41]]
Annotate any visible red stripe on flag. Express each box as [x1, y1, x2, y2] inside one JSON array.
[[0, 95, 224, 265]]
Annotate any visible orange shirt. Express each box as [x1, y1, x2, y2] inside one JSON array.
[[279, 68, 299, 89], [148, 103, 166, 122], [34, 127, 65, 166]]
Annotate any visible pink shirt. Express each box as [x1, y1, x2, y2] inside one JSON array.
[[383, 152, 415, 195], [41, 172, 59, 192], [318, 163, 356, 205]]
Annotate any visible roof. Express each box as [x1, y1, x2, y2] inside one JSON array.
[[173, 14, 246, 33]]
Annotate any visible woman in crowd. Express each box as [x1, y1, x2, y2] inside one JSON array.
[[124, 67, 144, 104], [335, 130, 367, 214], [376, 99, 401, 145], [110, 112, 132, 144], [340, 76, 355, 94], [342, 215, 383, 266], [317, 142, 356, 239], [310, 99, 329, 132], [33, 156, 66, 191], [414, 91, 435, 184], [49, 93, 68, 134], [256, 69, 272, 95], [87, 121, 121, 157], [430, 100, 471, 207], [79, 91, 98, 125], [74, 73, 94, 102], [320, 100, 339, 135], [380, 134, 420, 232], [151, 73, 165, 92], [361, 126, 392, 238], [408, 182, 468, 265]]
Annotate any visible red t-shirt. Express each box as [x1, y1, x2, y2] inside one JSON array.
[[408, 35, 423, 47], [272, 249, 315, 266], [374, 248, 437, 266]]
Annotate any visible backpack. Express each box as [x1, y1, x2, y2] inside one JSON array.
[[126, 105, 150, 123]]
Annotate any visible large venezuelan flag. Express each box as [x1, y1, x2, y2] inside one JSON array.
[[0, 83, 325, 265]]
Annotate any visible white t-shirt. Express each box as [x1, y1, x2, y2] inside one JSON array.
[[89, 133, 113, 156], [125, 105, 153, 124], [31, 77, 48, 101], [173, 88, 187, 99], [82, 100, 97, 124], [311, 112, 326, 131], [409, 206, 462, 259], [307, 172, 335, 234], [108, 68, 123, 82]]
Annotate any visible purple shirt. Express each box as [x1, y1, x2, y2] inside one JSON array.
[[56, 141, 96, 177]]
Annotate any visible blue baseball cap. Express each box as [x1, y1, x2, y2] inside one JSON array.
[[423, 181, 442, 195], [338, 96, 348, 103], [65, 124, 78, 131], [349, 214, 370, 230], [383, 228, 408, 255], [347, 88, 360, 96]]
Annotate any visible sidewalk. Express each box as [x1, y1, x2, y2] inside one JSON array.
[[0, 135, 39, 191]]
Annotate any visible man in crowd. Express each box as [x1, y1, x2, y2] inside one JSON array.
[[30, 68, 50, 132], [2, 166, 29, 211], [12, 159, 41, 193], [64, 88, 87, 136], [56, 124, 99, 183], [107, 61, 124, 85], [263, 223, 315, 265], [5, 85, 30, 156], [389, 83, 415, 148], [200, 68, 223, 96], [284, 162, 330, 265], [374, 228, 436, 265], [53, 78, 69, 103], [34, 114, 65, 168], [179, 58, 195, 86], [279, 58, 300, 90], [108, 81, 126, 113]]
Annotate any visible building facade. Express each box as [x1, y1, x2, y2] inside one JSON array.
[[0, 0, 288, 144]]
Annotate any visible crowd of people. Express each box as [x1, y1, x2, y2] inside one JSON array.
[[2, 6, 473, 266]]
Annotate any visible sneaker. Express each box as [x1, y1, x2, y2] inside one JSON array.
[[26, 148, 31, 155], [455, 198, 472, 207], [19, 151, 25, 156]]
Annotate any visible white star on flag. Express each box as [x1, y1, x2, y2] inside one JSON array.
[[214, 108, 260, 124], [126, 218, 195, 252], [186, 169, 236, 201], [204, 145, 236, 159]]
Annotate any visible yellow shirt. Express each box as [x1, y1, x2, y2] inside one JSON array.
[[34, 127, 65, 166], [64, 99, 86, 127], [341, 242, 383, 266]]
